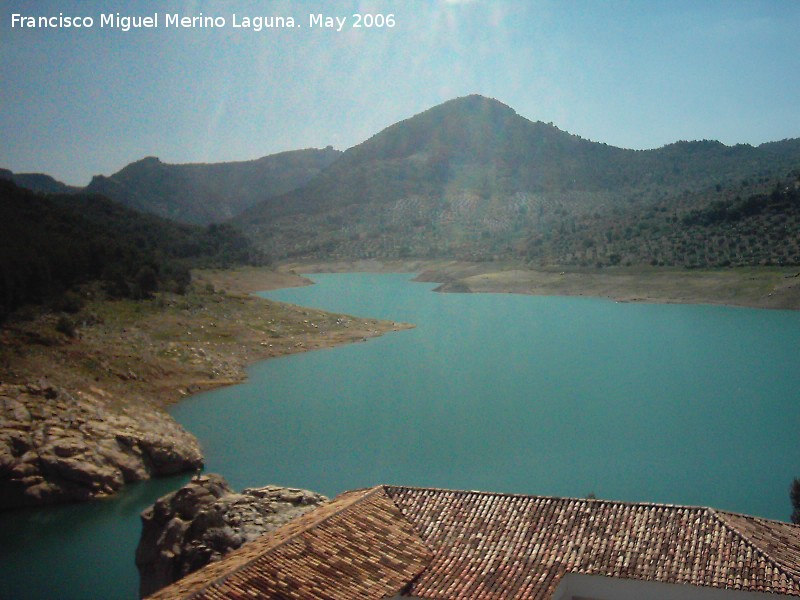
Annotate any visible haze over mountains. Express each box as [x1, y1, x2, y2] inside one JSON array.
[[4, 95, 800, 268], [235, 96, 800, 267], [0, 169, 78, 196], [2, 148, 341, 226], [84, 148, 342, 225]]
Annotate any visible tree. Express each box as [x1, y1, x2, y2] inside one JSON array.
[[134, 265, 159, 299], [791, 478, 800, 524]]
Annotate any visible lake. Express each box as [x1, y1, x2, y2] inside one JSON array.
[[175, 273, 800, 515], [2, 272, 800, 599]]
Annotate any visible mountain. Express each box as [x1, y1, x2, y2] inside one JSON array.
[[7, 96, 798, 268], [235, 95, 800, 266], [0, 168, 78, 195], [84, 147, 341, 225]]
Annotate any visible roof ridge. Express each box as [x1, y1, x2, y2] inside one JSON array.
[[709, 507, 800, 590], [382, 484, 719, 513], [383, 485, 800, 596], [713, 506, 800, 527], [184, 485, 387, 599]]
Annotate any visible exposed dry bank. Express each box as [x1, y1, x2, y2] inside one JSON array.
[[419, 263, 800, 310], [0, 271, 411, 509], [4, 261, 794, 508], [285, 259, 800, 311]]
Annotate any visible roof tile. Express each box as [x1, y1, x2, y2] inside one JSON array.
[[149, 485, 800, 599], [147, 486, 430, 600], [386, 486, 800, 598]]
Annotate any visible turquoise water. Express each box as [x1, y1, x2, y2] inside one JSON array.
[[0, 474, 190, 600], [176, 273, 800, 518], [2, 272, 800, 599]]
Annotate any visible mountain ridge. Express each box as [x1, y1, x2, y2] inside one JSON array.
[[234, 95, 800, 266], [84, 147, 342, 225], [0, 168, 78, 195], [1, 147, 342, 226], [5, 95, 800, 268]]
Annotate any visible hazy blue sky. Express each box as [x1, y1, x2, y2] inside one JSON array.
[[2, 0, 799, 185]]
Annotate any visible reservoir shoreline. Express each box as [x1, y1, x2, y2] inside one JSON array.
[[0, 271, 411, 509], [2, 260, 796, 508], [279, 260, 800, 311]]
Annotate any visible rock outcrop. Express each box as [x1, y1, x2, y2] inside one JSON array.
[[0, 383, 203, 509], [136, 474, 328, 598]]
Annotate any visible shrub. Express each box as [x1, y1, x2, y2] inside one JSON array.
[[55, 314, 77, 338], [53, 290, 84, 314]]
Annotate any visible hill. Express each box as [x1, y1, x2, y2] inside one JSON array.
[[235, 95, 800, 267], [0, 179, 264, 322], [84, 148, 341, 225], [0, 168, 77, 195]]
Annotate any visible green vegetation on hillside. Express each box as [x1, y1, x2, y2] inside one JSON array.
[[234, 96, 800, 266], [84, 148, 341, 225], [0, 179, 265, 322], [522, 172, 800, 268]]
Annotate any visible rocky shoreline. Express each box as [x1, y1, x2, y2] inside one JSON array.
[[136, 474, 327, 597], [3, 262, 795, 509], [0, 383, 202, 509], [0, 273, 410, 510]]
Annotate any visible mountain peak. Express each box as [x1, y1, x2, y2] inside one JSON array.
[[338, 94, 532, 168], [124, 156, 164, 171], [436, 93, 517, 114]]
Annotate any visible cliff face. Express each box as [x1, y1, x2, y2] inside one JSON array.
[[135, 474, 328, 597], [0, 383, 203, 509]]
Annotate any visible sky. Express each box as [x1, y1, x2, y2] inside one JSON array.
[[1, 0, 799, 186]]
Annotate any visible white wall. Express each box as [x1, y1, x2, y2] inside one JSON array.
[[553, 573, 799, 600]]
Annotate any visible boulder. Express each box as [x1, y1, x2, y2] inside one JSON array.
[[136, 474, 327, 598]]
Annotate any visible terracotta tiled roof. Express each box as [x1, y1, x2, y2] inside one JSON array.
[[147, 486, 431, 600], [149, 485, 800, 599], [386, 486, 800, 598]]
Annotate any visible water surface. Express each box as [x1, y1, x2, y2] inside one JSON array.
[[174, 273, 800, 518], [0, 475, 189, 600], [3, 272, 799, 599]]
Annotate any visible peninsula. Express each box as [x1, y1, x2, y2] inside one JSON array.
[[0, 269, 410, 509]]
